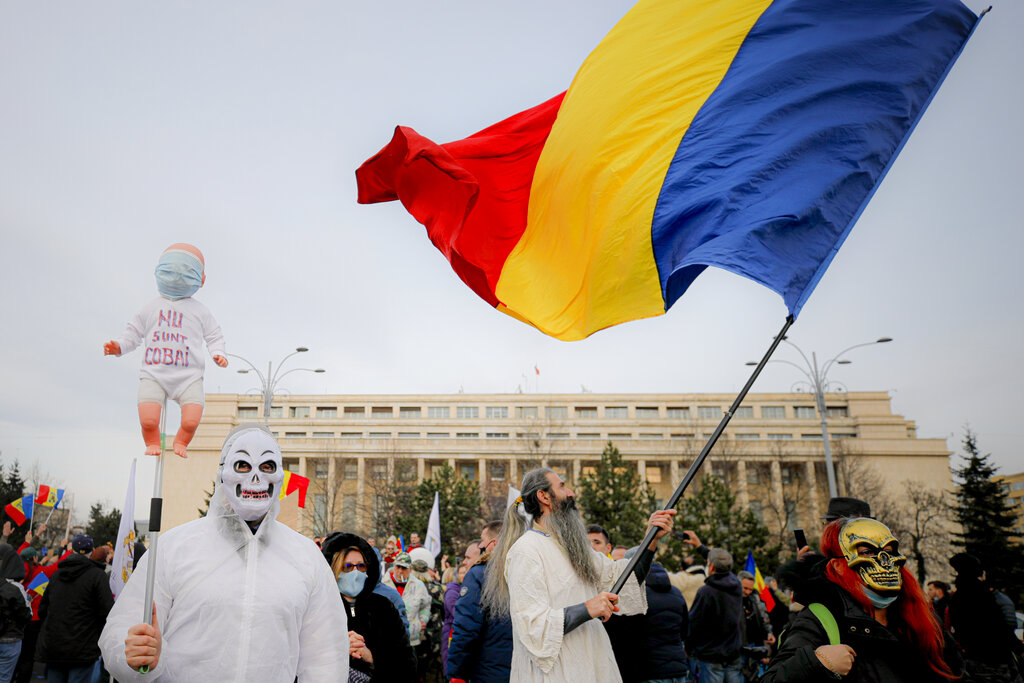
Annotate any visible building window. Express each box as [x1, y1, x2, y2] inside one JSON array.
[[670, 433, 695, 439], [343, 406, 364, 418], [517, 432, 540, 439], [794, 406, 817, 419], [666, 407, 690, 419], [636, 407, 660, 419], [368, 432, 390, 438], [1012, 481, 1024, 491], [801, 433, 823, 440], [577, 432, 600, 439], [605, 406, 628, 419], [456, 432, 478, 439], [428, 406, 450, 419], [646, 466, 662, 483], [340, 432, 361, 438], [826, 406, 849, 418], [486, 432, 509, 439], [315, 407, 337, 419], [314, 462, 328, 478], [237, 406, 258, 418], [486, 406, 509, 419], [832, 433, 857, 439], [312, 495, 327, 535], [398, 432, 419, 439], [762, 406, 785, 419], [344, 463, 358, 479], [767, 433, 793, 440], [608, 432, 631, 440], [371, 407, 393, 418], [750, 500, 764, 522], [342, 495, 356, 525], [313, 432, 333, 439], [697, 406, 722, 419], [639, 433, 664, 439], [734, 406, 754, 419], [284, 431, 306, 438], [516, 406, 538, 419], [457, 406, 479, 419], [460, 464, 477, 481], [491, 464, 507, 481], [785, 501, 799, 531], [427, 432, 449, 439], [735, 433, 760, 440], [781, 464, 800, 485], [582, 466, 597, 477], [372, 463, 388, 477], [289, 406, 310, 419], [546, 406, 568, 419], [746, 466, 760, 485], [399, 407, 422, 418], [547, 432, 569, 440], [268, 406, 283, 418], [575, 406, 598, 418]]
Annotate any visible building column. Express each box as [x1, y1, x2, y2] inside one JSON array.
[[448, 457, 456, 471], [670, 457, 679, 487], [736, 460, 750, 507], [298, 456, 308, 535], [356, 457, 366, 531], [805, 460, 821, 521], [637, 459, 647, 486], [572, 458, 581, 485], [769, 460, 784, 525], [417, 457, 426, 482], [479, 458, 488, 489], [327, 456, 337, 530], [509, 458, 518, 488]]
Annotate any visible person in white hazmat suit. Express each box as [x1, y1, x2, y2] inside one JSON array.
[[99, 424, 349, 681], [480, 467, 675, 682]]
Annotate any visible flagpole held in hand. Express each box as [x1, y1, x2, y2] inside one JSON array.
[[139, 399, 167, 674], [611, 316, 794, 595]]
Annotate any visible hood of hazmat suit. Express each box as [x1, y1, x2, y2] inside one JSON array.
[[100, 426, 348, 682]]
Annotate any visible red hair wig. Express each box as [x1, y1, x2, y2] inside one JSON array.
[[820, 520, 956, 678]]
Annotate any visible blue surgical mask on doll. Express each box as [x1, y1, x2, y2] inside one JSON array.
[[155, 250, 204, 300], [337, 570, 367, 598]]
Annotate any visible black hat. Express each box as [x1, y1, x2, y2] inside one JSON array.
[[821, 497, 872, 521], [72, 534, 94, 553], [949, 552, 983, 578]]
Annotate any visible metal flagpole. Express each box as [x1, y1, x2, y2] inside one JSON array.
[[611, 316, 795, 595], [138, 399, 167, 674]]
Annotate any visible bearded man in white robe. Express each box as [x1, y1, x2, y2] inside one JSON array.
[[481, 467, 675, 682]]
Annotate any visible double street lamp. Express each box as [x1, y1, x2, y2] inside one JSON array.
[[227, 347, 326, 424], [747, 336, 892, 499]]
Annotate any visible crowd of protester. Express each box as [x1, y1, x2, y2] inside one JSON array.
[[3, 491, 1023, 682]]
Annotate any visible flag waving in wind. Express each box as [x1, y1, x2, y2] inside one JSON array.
[[357, 0, 979, 340], [426, 492, 442, 558], [5, 495, 33, 526], [279, 470, 310, 508], [110, 460, 137, 599], [36, 486, 65, 509], [744, 551, 776, 612]]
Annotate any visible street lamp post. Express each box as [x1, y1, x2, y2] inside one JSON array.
[[226, 347, 326, 424], [748, 336, 892, 499]]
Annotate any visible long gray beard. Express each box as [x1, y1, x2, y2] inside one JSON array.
[[548, 499, 599, 588]]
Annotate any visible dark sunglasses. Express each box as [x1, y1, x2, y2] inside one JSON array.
[[341, 563, 368, 573]]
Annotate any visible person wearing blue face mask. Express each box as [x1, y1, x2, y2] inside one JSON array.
[[323, 532, 417, 682], [104, 243, 227, 458]]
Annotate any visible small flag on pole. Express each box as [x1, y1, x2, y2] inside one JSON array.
[[507, 485, 521, 509], [110, 460, 137, 599], [279, 470, 310, 508], [4, 495, 33, 526], [35, 486, 65, 509], [744, 551, 776, 612], [27, 572, 49, 595], [397, 535, 405, 553], [426, 492, 442, 558]]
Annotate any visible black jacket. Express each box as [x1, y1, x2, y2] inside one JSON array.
[[321, 532, 417, 682], [605, 562, 690, 682], [686, 571, 743, 663], [37, 553, 113, 667], [948, 575, 1023, 665], [0, 544, 30, 642], [762, 578, 965, 683]]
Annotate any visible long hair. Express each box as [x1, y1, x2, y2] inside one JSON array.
[[481, 468, 553, 617], [820, 521, 955, 679]]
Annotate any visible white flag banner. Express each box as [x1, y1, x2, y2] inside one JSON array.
[[426, 491, 442, 558], [110, 459, 137, 599], [507, 485, 522, 509]]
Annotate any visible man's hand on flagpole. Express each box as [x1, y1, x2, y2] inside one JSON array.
[[586, 592, 619, 622], [646, 510, 676, 550], [126, 604, 161, 672]]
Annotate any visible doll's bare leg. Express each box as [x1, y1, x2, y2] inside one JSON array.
[[138, 403, 163, 455], [173, 403, 203, 458]]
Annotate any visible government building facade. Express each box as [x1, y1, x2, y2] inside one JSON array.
[[164, 391, 954, 538]]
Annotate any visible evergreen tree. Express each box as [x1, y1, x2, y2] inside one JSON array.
[[197, 480, 216, 518], [86, 503, 122, 548], [659, 474, 779, 573], [952, 427, 1024, 602], [395, 465, 483, 558], [0, 458, 29, 547], [577, 443, 657, 549]]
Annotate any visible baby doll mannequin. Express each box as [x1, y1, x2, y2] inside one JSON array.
[[104, 243, 227, 457]]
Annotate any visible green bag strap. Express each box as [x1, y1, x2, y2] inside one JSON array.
[[808, 602, 841, 646]]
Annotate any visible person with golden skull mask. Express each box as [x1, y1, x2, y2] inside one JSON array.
[[762, 518, 963, 682]]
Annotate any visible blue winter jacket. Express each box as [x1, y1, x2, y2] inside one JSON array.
[[446, 560, 513, 682]]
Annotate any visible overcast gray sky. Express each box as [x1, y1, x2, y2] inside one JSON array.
[[1, 0, 1020, 519]]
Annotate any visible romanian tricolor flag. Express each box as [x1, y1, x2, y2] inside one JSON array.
[[4, 495, 33, 526], [279, 470, 310, 508], [357, 0, 979, 341], [397, 535, 405, 553], [36, 486, 65, 509], [27, 572, 49, 596], [745, 551, 776, 612]]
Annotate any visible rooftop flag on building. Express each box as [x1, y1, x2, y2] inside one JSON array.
[[27, 572, 49, 596], [35, 486, 65, 509], [279, 470, 310, 508], [4, 495, 33, 526], [745, 551, 776, 612], [356, 0, 979, 341]]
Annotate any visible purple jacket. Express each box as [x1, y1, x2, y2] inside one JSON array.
[[442, 581, 460, 670]]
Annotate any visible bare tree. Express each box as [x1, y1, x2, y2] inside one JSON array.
[[885, 480, 955, 584], [360, 445, 418, 539]]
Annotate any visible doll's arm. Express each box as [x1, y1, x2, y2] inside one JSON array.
[[201, 309, 226, 363], [108, 307, 148, 356]]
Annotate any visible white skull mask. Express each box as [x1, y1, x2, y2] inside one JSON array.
[[219, 428, 284, 522]]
